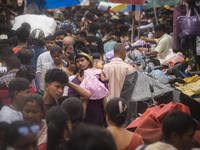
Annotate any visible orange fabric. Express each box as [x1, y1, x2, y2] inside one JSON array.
[[126, 102, 191, 144], [121, 133, 144, 150], [13, 47, 22, 54]]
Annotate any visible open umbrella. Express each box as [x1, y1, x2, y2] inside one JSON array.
[[109, 3, 128, 13]]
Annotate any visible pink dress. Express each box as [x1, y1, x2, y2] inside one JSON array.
[[80, 69, 109, 100]]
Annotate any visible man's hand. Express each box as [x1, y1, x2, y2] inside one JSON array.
[[140, 36, 147, 41]]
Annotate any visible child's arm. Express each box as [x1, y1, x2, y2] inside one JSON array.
[[100, 71, 109, 82], [77, 73, 84, 82]]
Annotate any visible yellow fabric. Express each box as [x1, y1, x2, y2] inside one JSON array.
[[175, 75, 200, 96], [110, 3, 128, 13]]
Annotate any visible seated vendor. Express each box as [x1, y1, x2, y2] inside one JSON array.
[[142, 24, 173, 59]]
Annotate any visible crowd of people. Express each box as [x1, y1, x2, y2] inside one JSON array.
[[0, 4, 198, 150]]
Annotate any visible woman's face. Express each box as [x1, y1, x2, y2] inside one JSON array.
[[51, 51, 63, 65], [22, 101, 43, 125], [68, 60, 76, 71]]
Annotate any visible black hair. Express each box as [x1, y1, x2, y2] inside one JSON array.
[[106, 98, 128, 127], [64, 12, 72, 20], [21, 22, 31, 30], [61, 97, 84, 128], [22, 93, 44, 112], [45, 34, 55, 41], [162, 110, 197, 142], [61, 26, 72, 35], [85, 12, 94, 21], [45, 68, 69, 84], [4, 121, 33, 147], [54, 29, 67, 38], [119, 25, 129, 34], [0, 15, 5, 24], [66, 125, 117, 150], [16, 65, 36, 83], [92, 53, 100, 59], [69, 51, 76, 61], [166, 20, 173, 26], [88, 23, 99, 34], [83, 27, 89, 32], [9, 36, 18, 47], [7, 30, 16, 39], [0, 39, 13, 47], [50, 45, 62, 55], [0, 24, 10, 35], [154, 24, 166, 32], [0, 44, 14, 62], [16, 48, 33, 65], [76, 30, 87, 39], [46, 106, 70, 150], [117, 19, 124, 25], [0, 122, 8, 149], [99, 22, 110, 30], [64, 44, 74, 52], [113, 31, 121, 37], [16, 27, 29, 43], [6, 56, 21, 70], [75, 6, 81, 12]]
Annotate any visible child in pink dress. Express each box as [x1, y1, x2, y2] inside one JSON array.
[[78, 59, 109, 112]]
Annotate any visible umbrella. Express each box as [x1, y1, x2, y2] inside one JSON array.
[[43, 0, 84, 9], [109, 0, 145, 5], [109, 3, 128, 13]]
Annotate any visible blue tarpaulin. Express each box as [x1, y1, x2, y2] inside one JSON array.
[[120, 4, 148, 12], [43, 0, 84, 9]]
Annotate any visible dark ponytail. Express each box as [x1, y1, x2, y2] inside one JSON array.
[[46, 106, 70, 150], [16, 65, 36, 83]]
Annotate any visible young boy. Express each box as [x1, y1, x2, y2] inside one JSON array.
[[0, 78, 32, 123]]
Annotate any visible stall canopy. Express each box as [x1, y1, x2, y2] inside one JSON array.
[[109, 0, 145, 5], [43, 0, 84, 9]]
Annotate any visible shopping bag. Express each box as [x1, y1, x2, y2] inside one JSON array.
[[178, 5, 200, 36]]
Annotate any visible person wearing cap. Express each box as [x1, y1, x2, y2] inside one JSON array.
[[106, 98, 144, 150], [68, 45, 107, 125], [0, 78, 32, 124]]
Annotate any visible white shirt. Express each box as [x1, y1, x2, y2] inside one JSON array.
[[0, 106, 23, 123], [36, 51, 53, 73]]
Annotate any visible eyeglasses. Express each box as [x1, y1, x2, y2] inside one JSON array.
[[18, 125, 39, 136]]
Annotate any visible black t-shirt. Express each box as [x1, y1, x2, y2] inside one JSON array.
[[86, 36, 104, 54], [86, 43, 98, 53]]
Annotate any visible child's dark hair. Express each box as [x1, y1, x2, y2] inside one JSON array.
[[22, 93, 44, 112], [50, 45, 62, 55], [46, 106, 70, 150], [45, 68, 68, 84], [45, 34, 55, 41], [64, 44, 74, 52], [16, 48, 33, 65], [92, 59, 101, 67], [69, 51, 76, 61], [106, 98, 128, 127], [16, 65, 36, 83]]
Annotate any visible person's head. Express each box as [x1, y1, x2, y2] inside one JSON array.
[[21, 22, 31, 32], [2, 78, 32, 108], [16, 27, 29, 43], [4, 121, 39, 150], [165, 20, 173, 31], [154, 24, 166, 38], [6, 56, 21, 72], [64, 12, 72, 21], [84, 12, 93, 22], [66, 125, 117, 150], [161, 11, 168, 20], [75, 6, 81, 13], [63, 36, 75, 51], [45, 34, 55, 51], [82, 21, 89, 29], [61, 97, 84, 129], [54, 29, 67, 44], [113, 31, 121, 42], [16, 66, 36, 83], [46, 106, 71, 150], [75, 48, 92, 72], [106, 98, 127, 127], [88, 23, 99, 35], [22, 94, 44, 125], [110, 23, 117, 33], [76, 30, 87, 42], [92, 59, 104, 70], [0, 39, 13, 47], [30, 29, 45, 46], [64, 44, 74, 62], [50, 45, 63, 65], [99, 22, 110, 35], [162, 110, 197, 150], [0, 44, 14, 66], [119, 25, 129, 36], [92, 53, 101, 60], [116, 19, 124, 29], [16, 48, 33, 65], [103, 11, 110, 19], [0, 122, 9, 150], [113, 43, 126, 60], [45, 68, 68, 100]]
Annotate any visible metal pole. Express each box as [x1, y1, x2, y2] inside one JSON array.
[[153, 7, 159, 25], [137, 5, 142, 38], [131, 17, 135, 43]]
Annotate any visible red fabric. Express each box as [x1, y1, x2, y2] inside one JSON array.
[[126, 102, 191, 144], [38, 142, 47, 150], [122, 133, 144, 150], [109, 0, 145, 5]]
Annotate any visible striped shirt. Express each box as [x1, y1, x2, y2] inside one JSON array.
[[103, 57, 135, 100]]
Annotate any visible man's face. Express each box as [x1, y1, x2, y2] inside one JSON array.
[[104, 13, 110, 19], [165, 22, 171, 30], [154, 30, 162, 38], [55, 35, 65, 42], [46, 81, 65, 100], [45, 40, 55, 51], [63, 37, 74, 51], [117, 23, 123, 29], [76, 57, 90, 71], [64, 48, 74, 61], [174, 127, 196, 150]]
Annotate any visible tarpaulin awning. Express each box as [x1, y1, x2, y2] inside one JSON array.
[[147, 0, 179, 6], [43, 0, 84, 9], [109, 0, 145, 5]]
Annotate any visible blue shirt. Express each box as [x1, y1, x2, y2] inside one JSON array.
[[104, 41, 117, 54], [30, 46, 46, 66]]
